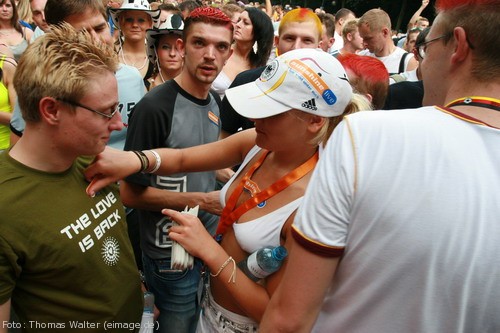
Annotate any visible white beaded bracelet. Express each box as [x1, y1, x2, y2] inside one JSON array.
[[210, 256, 236, 283]]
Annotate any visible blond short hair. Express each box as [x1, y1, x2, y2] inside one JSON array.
[[342, 19, 359, 40], [358, 8, 391, 32], [14, 23, 119, 123]]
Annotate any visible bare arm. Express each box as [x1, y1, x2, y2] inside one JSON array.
[[0, 57, 17, 126], [264, 0, 273, 17], [0, 299, 11, 333], [84, 129, 256, 196], [260, 235, 340, 332], [120, 181, 222, 215], [4, 59, 16, 112], [408, 0, 429, 29], [0, 111, 10, 126], [406, 55, 419, 71]]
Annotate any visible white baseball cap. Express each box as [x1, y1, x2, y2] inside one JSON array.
[[109, 0, 161, 29], [146, 14, 184, 64], [225, 48, 352, 119]]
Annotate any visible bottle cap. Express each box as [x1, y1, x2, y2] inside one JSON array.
[[272, 246, 288, 261]]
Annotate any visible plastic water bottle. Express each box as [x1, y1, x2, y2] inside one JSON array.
[[237, 246, 288, 282], [143, 291, 154, 313], [139, 292, 154, 333]]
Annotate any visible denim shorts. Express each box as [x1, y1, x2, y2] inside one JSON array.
[[142, 254, 203, 333], [197, 284, 258, 333]]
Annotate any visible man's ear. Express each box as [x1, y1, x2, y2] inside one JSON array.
[[274, 35, 280, 56], [176, 38, 185, 58], [39, 97, 61, 125], [381, 27, 391, 39], [328, 36, 335, 49], [450, 27, 470, 66]]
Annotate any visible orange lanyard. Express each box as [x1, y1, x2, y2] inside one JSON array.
[[215, 150, 319, 238]]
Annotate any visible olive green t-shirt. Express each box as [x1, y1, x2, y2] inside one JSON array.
[[0, 153, 142, 332]]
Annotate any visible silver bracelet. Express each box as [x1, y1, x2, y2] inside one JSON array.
[[148, 150, 162, 173]]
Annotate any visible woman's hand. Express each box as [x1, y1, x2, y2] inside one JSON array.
[[84, 147, 141, 197], [163, 209, 220, 260]]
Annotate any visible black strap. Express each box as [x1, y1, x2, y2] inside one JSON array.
[[398, 52, 410, 74]]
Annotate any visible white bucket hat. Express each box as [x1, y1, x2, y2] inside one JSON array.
[[225, 48, 353, 119], [109, 0, 161, 29], [146, 14, 184, 64]]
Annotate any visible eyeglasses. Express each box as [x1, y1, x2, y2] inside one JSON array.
[[57, 98, 119, 119], [415, 33, 451, 59]]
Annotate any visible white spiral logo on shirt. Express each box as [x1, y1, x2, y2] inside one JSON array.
[[101, 237, 120, 266]]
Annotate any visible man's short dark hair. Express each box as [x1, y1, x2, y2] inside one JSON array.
[[45, 0, 106, 25]]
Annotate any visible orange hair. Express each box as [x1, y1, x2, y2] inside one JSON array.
[[278, 8, 322, 41]]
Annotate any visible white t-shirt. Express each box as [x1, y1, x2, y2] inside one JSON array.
[[359, 47, 413, 74], [293, 106, 500, 332], [329, 31, 343, 53]]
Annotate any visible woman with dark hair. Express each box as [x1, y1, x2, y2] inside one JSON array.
[[0, 0, 32, 61], [212, 7, 274, 99]]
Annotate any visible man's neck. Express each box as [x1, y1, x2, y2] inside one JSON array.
[[376, 41, 396, 57], [9, 131, 75, 173], [174, 72, 212, 100], [343, 43, 357, 55]]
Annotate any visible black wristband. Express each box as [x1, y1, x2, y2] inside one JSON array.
[[132, 150, 149, 173]]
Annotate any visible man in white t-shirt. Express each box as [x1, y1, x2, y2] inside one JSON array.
[[261, 0, 500, 332], [329, 8, 355, 53], [358, 8, 418, 75]]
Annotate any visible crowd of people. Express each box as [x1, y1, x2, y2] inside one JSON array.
[[1, 0, 499, 332]]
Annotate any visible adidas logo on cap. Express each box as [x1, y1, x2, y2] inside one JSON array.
[[302, 99, 317, 111]]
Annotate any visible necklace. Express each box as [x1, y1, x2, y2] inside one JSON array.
[[120, 49, 148, 70], [445, 96, 500, 112], [438, 96, 500, 129]]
